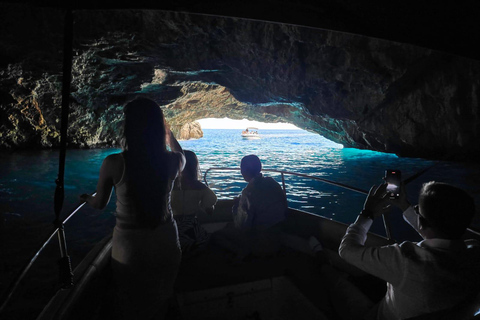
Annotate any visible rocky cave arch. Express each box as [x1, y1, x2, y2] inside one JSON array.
[[158, 81, 321, 141], [1, 7, 479, 161]]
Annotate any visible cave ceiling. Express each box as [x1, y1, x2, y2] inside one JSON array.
[[0, 2, 479, 161]]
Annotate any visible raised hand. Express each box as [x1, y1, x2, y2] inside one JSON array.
[[362, 184, 391, 219]]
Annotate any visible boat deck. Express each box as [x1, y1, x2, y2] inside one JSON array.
[[168, 201, 388, 319], [172, 235, 386, 320], [174, 243, 329, 319]]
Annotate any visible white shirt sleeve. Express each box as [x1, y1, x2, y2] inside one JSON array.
[[338, 215, 405, 285]]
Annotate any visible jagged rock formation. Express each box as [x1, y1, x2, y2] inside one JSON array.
[[1, 4, 479, 160], [176, 121, 203, 140]]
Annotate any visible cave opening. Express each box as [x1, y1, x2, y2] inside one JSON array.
[[196, 117, 301, 130], [188, 117, 343, 149]]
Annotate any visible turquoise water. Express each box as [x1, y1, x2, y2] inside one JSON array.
[[1, 129, 480, 235], [1, 129, 480, 318]]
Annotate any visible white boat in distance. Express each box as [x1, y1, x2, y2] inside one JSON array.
[[241, 127, 261, 139]]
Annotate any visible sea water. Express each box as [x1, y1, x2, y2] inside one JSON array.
[[1, 129, 480, 318], [2, 128, 480, 248]]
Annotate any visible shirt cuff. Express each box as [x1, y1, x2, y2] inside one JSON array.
[[344, 215, 373, 245]]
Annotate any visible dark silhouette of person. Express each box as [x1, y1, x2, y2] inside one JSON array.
[[171, 150, 217, 255], [80, 97, 185, 320], [232, 155, 287, 230], [211, 154, 287, 262]]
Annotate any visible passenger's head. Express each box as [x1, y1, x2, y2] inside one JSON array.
[[418, 181, 475, 239], [182, 150, 200, 181], [123, 97, 166, 154], [240, 155, 262, 182]]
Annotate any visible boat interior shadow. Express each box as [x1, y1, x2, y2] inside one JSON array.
[[34, 198, 480, 320]]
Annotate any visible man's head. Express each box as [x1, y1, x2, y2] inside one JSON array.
[[240, 155, 262, 182], [418, 181, 475, 239]]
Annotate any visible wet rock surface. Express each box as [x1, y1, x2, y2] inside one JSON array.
[[1, 4, 479, 160]]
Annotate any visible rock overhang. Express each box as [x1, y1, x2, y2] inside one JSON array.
[[0, 7, 479, 161]]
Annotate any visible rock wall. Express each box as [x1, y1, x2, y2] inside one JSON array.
[[1, 5, 479, 160]]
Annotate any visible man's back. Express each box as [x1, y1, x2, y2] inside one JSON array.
[[240, 175, 287, 230], [376, 238, 480, 319], [338, 181, 480, 320]]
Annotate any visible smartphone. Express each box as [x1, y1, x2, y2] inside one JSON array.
[[385, 169, 401, 199]]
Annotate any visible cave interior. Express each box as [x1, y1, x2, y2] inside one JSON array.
[[0, 0, 479, 160]]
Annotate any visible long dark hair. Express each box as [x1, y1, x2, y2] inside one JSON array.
[[174, 150, 201, 190], [122, 97, 171, 227], [123, 97, 167, 166]]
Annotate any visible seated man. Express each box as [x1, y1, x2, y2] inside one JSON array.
[[233, 154, 287, 231], [212, 155, 288, 260], [338, 181, 480, 319]]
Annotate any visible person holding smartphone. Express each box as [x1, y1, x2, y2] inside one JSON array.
[[336, 178, 480, 319], [80, 98, 185, 320]]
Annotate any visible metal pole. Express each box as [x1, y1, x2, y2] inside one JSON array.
[[281, 172, 287, 196], [382, 213, 393, 241], [53, 7, 74, 289]]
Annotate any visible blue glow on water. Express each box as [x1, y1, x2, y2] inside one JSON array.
[[1, 129, 479, 240]]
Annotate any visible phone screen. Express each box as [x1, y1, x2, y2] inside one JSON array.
[[385, 170, 401, 199], [386, 182, 399, 194]]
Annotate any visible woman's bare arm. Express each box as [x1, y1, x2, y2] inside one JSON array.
[[80, 154, 119, 210], [166, 127, 186, 172]]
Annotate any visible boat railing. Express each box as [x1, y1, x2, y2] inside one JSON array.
[[203, 167, 394, 240], [0, 193, 96, 314], [204, 167, 480, 239], [204, 167, 370, 195]]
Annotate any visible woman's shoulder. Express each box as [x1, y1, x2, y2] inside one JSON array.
[[106, 152, 123, 160], [192, 180, 210, 190], [97, 152, 124, 185], [179, 180, 208, 190], [102, 152, 124, 166]]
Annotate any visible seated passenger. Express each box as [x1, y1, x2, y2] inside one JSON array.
[[211, 154, 288, 261], [233, 154, 287, 231], [337, 181, 480, 320], [171, 150, 217, 255]]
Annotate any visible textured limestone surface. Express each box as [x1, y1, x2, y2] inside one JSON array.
[[0, 5, 479, 160], [177, 121, 203, 141]]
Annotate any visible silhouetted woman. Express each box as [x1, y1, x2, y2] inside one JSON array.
[[171, 150, 217, 255], [80, 97, 185, 320]]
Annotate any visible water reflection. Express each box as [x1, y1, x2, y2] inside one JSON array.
[[1, 130, 480, 315]]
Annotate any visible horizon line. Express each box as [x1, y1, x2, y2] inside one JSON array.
[[197, 117, 302, 130]]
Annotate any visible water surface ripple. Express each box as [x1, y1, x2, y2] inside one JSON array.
[[1, 129, 479, 318]]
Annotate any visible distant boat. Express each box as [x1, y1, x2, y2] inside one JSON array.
[[241, 127, 261, 139]]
